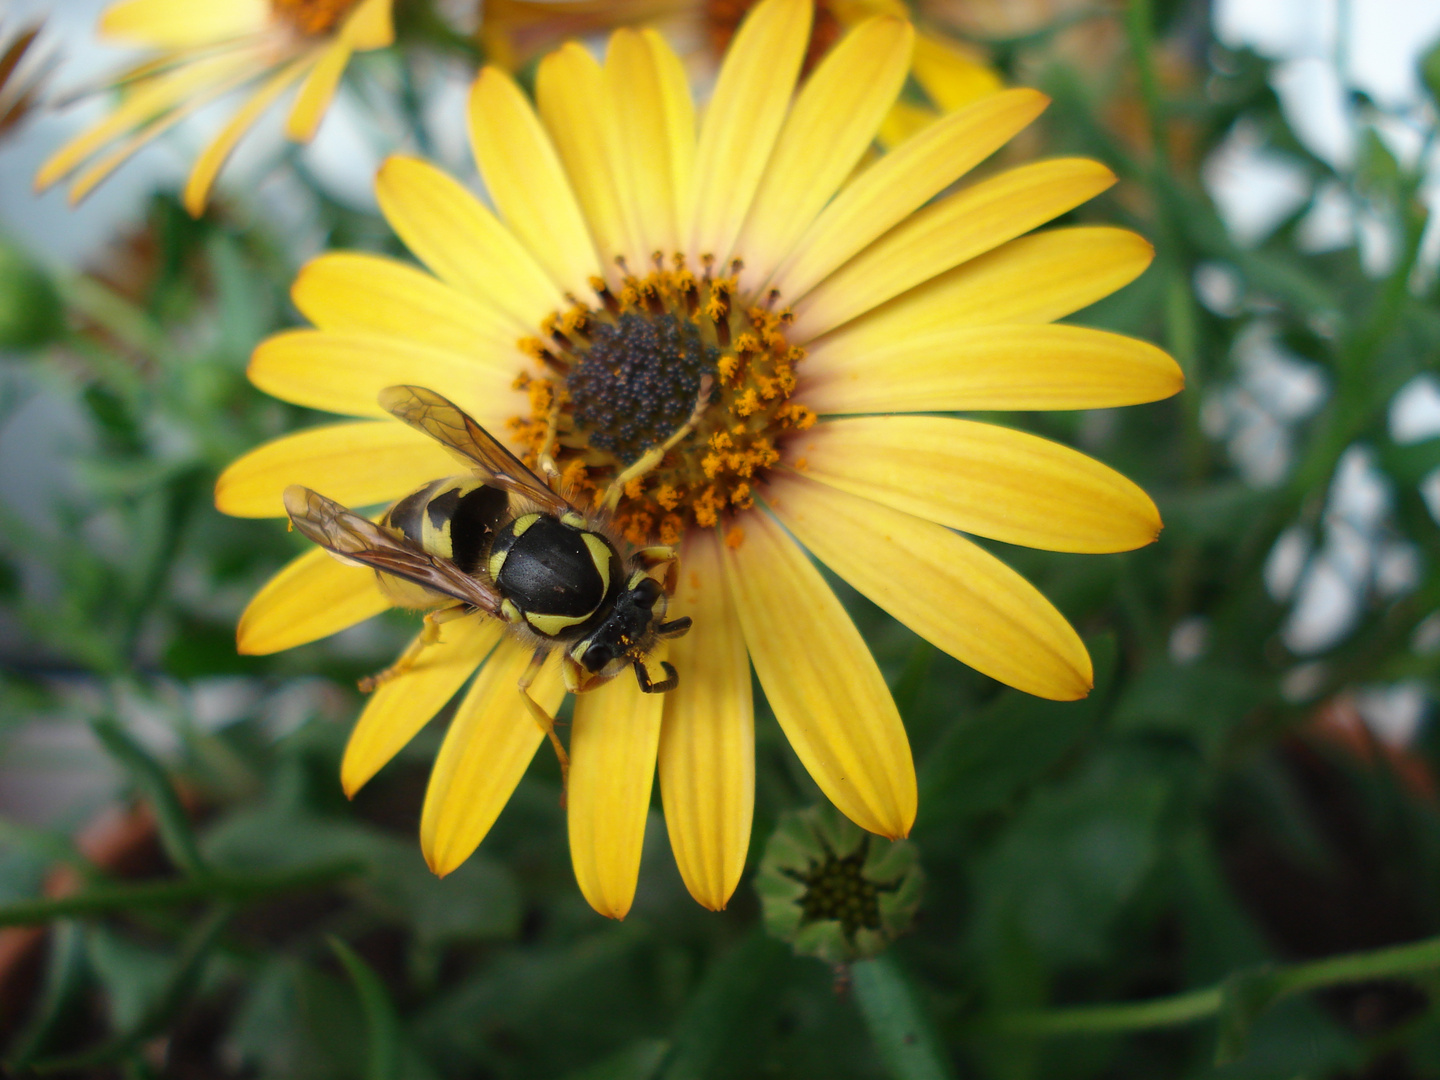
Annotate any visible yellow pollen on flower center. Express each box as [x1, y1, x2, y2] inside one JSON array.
[[509, 254, 815, 547], [270, 0, 358, 34]]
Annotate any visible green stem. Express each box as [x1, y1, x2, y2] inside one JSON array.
[[991, 931, 1440, 1037], [0, 860, 363, 926]]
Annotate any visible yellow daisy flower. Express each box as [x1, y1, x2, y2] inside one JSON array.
[[217, 0, 1182, 918], [34, 0, 393, 215]]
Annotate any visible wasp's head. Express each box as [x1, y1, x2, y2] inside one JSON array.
[[564, 571, 691, 694]]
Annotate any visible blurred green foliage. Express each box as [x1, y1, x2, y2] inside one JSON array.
[[5, 0, 1440, 1077]]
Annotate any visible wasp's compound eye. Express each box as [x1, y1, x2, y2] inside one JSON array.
[[631, 577, 662, 609], [582, 642, 615, 672]]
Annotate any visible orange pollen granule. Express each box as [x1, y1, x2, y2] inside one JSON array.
[[271, 0, 357, 34], [508, 253, 812, 547]]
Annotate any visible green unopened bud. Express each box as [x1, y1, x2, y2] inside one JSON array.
[[0, 238, 62, 351], [755, 804, 923, 963]]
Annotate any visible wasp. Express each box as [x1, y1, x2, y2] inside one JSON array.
[[282, 384, 697, 783]]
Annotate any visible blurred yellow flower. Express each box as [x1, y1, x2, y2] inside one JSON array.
[[35, 0, 393, 215], [218, 0, 1180, 918]]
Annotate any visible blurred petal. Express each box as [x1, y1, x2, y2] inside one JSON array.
[[215, 421, 457, 518], [183, 55, 314, 215], [767, 471, 1092, 700], [737, 16, 913, 284], [341, 616, 503, 796], [248, 330, 524, 424], [768, 88, 1048, 303], [796, 416, 1162, 553], [807, 226, 1155, 355], [343, 0, 395, 50], [569, 663, 666, 919], [292, 252, 522, 360], [802, 324, 1184, 414], [469, 67, 600, 299], [285, 36, 352, 142], [99, 0, 269, 46], [421, 641, 567, 875], [658, 532, 753, 911], [237, 546, 389, 655], [910, 31, 1002, 112], [375, 155, 563, 333], [688, 0, 810, 263], [792, 158, 1117, 341], [724, 510, 916, 839]]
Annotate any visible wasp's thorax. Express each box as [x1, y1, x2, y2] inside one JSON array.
[[512, 256, 817, 549]]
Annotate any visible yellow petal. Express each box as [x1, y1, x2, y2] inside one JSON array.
[[658, 532, 753, 911], [687, 0, 811, 265], [802, 324, 1184, 414], [341, 615, 503, 796], [876, 99, 940, 150], [910, 31, 1002, 113], [215, 421, 459, 518], [568, 658, 666, 919], [342, 0, 395, 50], [183, 54, 315, 216], [99, 0, 270, 46], [767, 471, 1092, 700], [723, 511, 916, 839], [736, 16, 913, 283], [469, 67, 600, 299], [248, 329, 525, 424], [807, 226, 1155, 357], [421, 640, 567, 875], [36, 47, 264, 189], [767, 88, 1048, 303], [374, 155, 563, 333], [237, 546, 390, 655], [285, 36, 352, 142], [603, 28, 694, 260], [795, 416, 1162, 553], [537, 43, 639, 272], [291, 251, 522, 360], [792, 157, 1117, 341]]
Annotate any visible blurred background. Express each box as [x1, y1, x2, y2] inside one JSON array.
[[4, 0, 1440, 1076]]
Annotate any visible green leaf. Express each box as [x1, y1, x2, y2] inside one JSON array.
[[1423, 34, 1440, 107], [1213, 966, 1283, 1065], [327, 936, 402, 1080], [91, 716, 206, 876], [662, 932, 790, 1080], [852, 955, 957, 1080], [5, 921, 89, 1070], [561, 1039, 671, 1080]]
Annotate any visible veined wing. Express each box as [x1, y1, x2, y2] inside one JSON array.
[[283, 485, 502, 615], [379, 384, 572, 517]]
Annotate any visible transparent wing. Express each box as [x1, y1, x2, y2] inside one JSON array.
[[379, 384, 573, 516], [283, 485, 503, 615]]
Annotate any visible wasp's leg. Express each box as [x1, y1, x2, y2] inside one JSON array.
[[602, 376, 713, 510], [632, 544, 678, 569], [518, 647, 570, 798], [359, 604, 470, 692], [536, 386, 565, 488], [633, 658, 679, 694]]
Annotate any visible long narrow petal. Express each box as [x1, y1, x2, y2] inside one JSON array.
[[687, 0, 810, 266], [99, 0, 269, 46], [420, 640, 567, 875], [285, 36, 352, 142], [767, 88, 1048, 302], [237, 547, 390, 655], [723, 510, 916, 839], [767, 472, 1092, 700], [568, 660, 666, 919], [792, 158, 1117, 341], [795, 416, 1162, 553], [909, 32, 1002, 112], [658, 532, 753, 911], [341, 616, 503, 796], [342, 0, 395, 50], [291, 252, 522, 359], [537, 43, 638, 271], [469, 67, 600, 299], [374, 155, 563, 333], [36, 48, 264, 189], [248, 329, 525, 424], [215, 421, 458, 518], [806, 227, 1155, 357], [736, 16, 913, 284], [603, 28, 694, 260], [183, 54, 315, 215], [802, 324, 1184, 414]]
